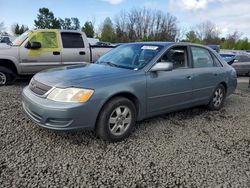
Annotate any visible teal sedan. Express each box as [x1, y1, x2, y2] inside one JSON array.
[[22, 42, 237, 142]]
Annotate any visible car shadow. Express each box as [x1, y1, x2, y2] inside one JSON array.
[[38, 106, 210, 147]]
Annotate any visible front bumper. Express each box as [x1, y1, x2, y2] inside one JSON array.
[[22, 86, 102, 131]]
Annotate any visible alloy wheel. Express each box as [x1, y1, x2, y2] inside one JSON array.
[[0, 72, 7, 85], [213, 87, 224, 107], [109, 106, 132, 136]]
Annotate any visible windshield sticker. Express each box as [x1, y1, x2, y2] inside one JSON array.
[[141, 46, 159, 50]]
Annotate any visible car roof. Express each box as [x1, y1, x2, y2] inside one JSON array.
[[220, 53, 235, 55], [124, 42, 211, 48]]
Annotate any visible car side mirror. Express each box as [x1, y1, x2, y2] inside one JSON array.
[[25, 41, 41, 49], [150, 62, 173, 72]]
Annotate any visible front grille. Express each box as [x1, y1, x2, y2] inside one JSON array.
[[29, 78, 52, 96]]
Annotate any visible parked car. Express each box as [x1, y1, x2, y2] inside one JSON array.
[[0, 29, 114, 86], [231, 54, 250, 76], [0, 36, 11, 45], [22, 42, 237, 142], [220, 53, 236, 65], [207, 44, 220, 53], [94, 41, 115, 47]]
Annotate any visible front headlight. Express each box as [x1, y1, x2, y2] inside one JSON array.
[[47, 88, 94, 103]]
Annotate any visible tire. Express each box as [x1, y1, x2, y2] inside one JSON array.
[[0, 67, 16, 86], [96, 97, 137, 142], [207, 84, 226, 111]]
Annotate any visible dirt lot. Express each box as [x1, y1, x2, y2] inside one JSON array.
[[0, 78, 250, 187]]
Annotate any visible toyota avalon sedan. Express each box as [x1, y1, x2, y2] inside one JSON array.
[[22, 42, 237, 142]]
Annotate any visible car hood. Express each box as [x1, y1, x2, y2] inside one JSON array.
[[0, 44, 12, 49], [34, 63, 134, 87]]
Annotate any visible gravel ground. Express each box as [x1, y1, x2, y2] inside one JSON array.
[[0, 79, 250, 187]]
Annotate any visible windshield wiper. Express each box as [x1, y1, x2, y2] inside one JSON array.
[[99, 61, 133, 70], [103, 61, 117, 67]]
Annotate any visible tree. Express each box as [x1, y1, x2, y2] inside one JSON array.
[[220, 31, 242, 49], [0, 22, 5, 33], [59, 18, 72, 29], [12, 24, 29, 35], [195, 21, 221, 44], [100, 17, 116, 42], [113, 8, 178, 42], [71, 18, 80, 30], [235, 38, 250, 50], [82, 21, 95, 38], [114, 10, 129, 42], [59, 17, 80, 30], [34, 8, 60, 29], [185, 30, 199, 43]]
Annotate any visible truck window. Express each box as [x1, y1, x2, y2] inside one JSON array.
[[30, 32, 58, 48], [61, 32, 84, 48]]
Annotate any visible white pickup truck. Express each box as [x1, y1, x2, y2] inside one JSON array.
[[0, 29, 114, 85]]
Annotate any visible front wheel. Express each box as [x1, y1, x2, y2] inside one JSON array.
[[96, 97, 137, 142], [207, 84, 226, 110], [0, 67, 16, 86]]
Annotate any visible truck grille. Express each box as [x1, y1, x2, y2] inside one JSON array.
[[29, 78, 52, 96]]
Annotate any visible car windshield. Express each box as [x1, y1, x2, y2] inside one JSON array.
[[12, 31, 30, 46], [96, 43, 163, 70]]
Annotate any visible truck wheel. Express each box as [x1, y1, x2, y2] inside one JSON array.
[[207, 84, 226, 111], [0, 67, 16, 86], [96, 97, 137, 142]]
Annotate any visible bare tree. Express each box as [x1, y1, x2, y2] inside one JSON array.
[[113, 8, 178, 42], [195, 21, 221, 44]]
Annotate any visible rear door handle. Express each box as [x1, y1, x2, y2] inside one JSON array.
[[79, 51, 86, 55], [214, 73, 218, 76], [53, 51, 60, 55], [186, 76, 192, 80]]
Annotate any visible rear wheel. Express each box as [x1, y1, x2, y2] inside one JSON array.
[[96, 97, 137, 142], [207, 84, 226, 110]]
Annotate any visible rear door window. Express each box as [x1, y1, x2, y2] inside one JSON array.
[[61, 32, 84, 48], [191, 47, 215, 68]]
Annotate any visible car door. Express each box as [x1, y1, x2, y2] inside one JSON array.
[[190, 46, 222, 103], [233, 55, 250, 75], [146, 45, 194, 114], [20, 30, 62, 74], [60, 32, 91, 65]]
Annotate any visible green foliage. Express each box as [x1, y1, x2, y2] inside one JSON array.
[[59, 17, 80, 30], [235, 38, 250, 50], [12, 24, 29, 35], [82, 21, 95, 38], [30, 7, 250, 50], [100, 17, 116, 43], [34, 8, 60, 29], [71, 18, 80, 30], [185, 30, 199, 43]]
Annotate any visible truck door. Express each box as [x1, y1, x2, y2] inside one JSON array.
[[20, 30, 62, 74], [60, 32, 91, 65]]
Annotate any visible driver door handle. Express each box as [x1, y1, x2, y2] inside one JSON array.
[[79, 51, 86, 55], [186, 76, 192, 80], [53, 51, 60, 55]]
